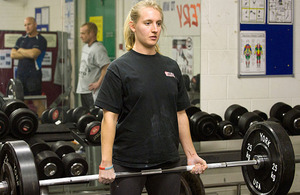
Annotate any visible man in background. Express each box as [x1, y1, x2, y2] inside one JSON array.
[[11, 16, 47, 117], [76, 22, 110, 109]]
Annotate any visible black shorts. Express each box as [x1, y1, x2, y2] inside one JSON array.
[[110, 161, 181, 195], [17, 70, 42, 96]]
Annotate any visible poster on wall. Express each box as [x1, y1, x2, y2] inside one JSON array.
[[268, 0, 293, 24], [172, 37, 193, 77], [64, 0, 75, 48], [239, 31, 266, 76], [0, 49, 12, 69], [160, 0, 201, 36], [240, 0, 266, 24]]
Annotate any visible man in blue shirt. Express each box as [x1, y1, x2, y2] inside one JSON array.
[[11, 16, 47, 117]]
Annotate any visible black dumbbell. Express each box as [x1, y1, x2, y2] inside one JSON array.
[[253, 110, 268, 120], [270, 102, 300, 135], [2, 99, 38, 139], [225, 104, 263, 135], [186, 106, 217, 141], [211, 113, 235, 139], [77, 114, 97, 133], [26, 138, 64, 180], [41, 107, 67, 124], [89, 107, 103, 121], [0, 111, 9, 139], [72, 106, 90, 123], [85, 120, 101, 144], [51, 141, 88, 177]]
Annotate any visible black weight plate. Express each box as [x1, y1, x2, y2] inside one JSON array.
[[238, 112, 263, 135], [26, 137, 51, 156], [9, 108, 38, 139], [66, 108, 74, 123], [72, 106, 89, 122], [41, 109, 51, 124], [35, 150, 64, 179], [217, 120, 235, 139], [294, 105, 300, 111], [97, 108, 103, 121], [0, 96, 5, 109], [224, 104, 248, 125], [51, 141, 76, 158], [241, 121, 295, 195], [6, 78, 24, 100], [89, 107, 100, 117], [2, 99, 28, 117], [190, 111, 217, 141], [0, 140, 40, 195], [253, 110, 268, 120], [62, 153, 88, 176], [0, 161, 17, 194], [269, 102, 292, 122], [77, 114, 96, 132], [185, 106, 201, 119], [48, 107, 67, 124], [85, 121, 101, 144], [210, 113, 222, 123], [282, 108, 300, 135], [0, 110, 9, 139]]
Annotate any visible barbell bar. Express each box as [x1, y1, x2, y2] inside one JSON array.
[[0, 121, 299, 195]]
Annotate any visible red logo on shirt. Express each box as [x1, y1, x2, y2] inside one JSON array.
[[165, 71, 175, 78]]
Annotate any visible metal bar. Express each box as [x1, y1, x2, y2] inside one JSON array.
[[39, 159, 258, 187], [207, 160, 257, 169], [0, 181, 8, 193], [295, 155, 300, 164]]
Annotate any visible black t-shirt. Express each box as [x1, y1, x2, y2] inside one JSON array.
[[95, 50, 190, 168]]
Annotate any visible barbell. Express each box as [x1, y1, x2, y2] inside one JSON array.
[[0, 121, 299, 195]]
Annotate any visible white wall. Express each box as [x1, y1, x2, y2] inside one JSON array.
[[0, 0, 63, 31], [200, 0, 300, 118]]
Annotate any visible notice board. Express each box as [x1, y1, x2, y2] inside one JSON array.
[[239, 0, 293, 77]]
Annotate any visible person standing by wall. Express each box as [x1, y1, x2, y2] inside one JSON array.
[[10, 16, 47, 117], [76, 22, 111, 109], [95, 1, 207, 194]]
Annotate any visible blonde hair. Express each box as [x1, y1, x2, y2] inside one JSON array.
[[124, 0, 164, 52]]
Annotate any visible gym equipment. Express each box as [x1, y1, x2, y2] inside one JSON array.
[[6, 78, 24, 100], [225, 104, 264, 135], [2, 99, 38, 139], [27, 138, 64, 180], [270, 102, 300, 135], [77, 114, 97, 133], [186, 106, 218, 141], [211, 113, 235, 139], [51, 141, 88, 177], [0, 111, 9, 139], [84, 120, 101, 144], [41, 107, 67, 124], [0, 121, 299, 195], [253, 110, 268, 120], [72, 106, 90, 123]]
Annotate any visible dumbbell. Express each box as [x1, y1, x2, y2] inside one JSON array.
[[72, 106, 90, 123], [77, 114, 102, 144], [41, 107, 68, 124], [211, 113, 235, 139], [185, 106, 217, 141], [224, 104, 263, 135], [89, 107, 103, 121], [270, 102, 300, 135], [0, 111, 9, 139], [51, 141, 88, 177], [2, 99, 38, 139], [26, 138, 64, 180]]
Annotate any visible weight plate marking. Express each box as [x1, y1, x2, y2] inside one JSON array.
[[0, 141, 39, 195], [241, 121, 295, 195]]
